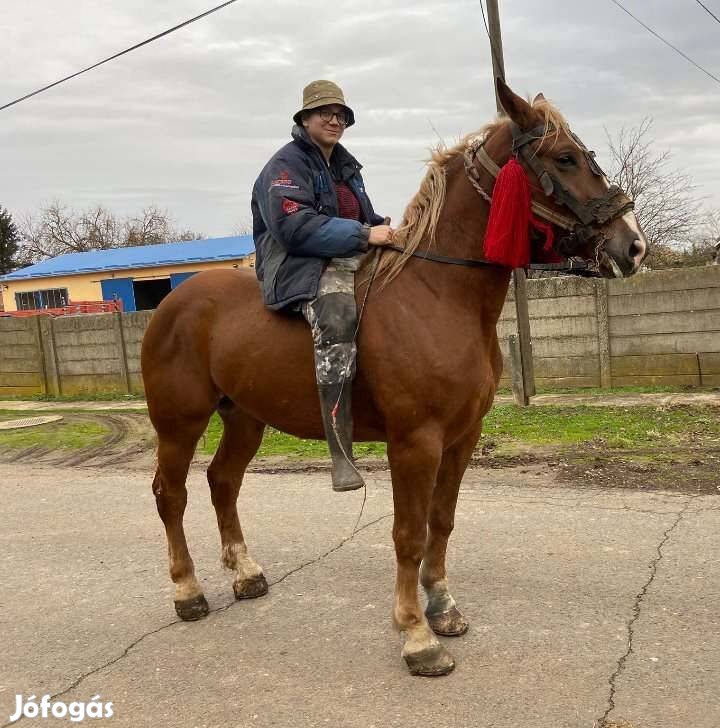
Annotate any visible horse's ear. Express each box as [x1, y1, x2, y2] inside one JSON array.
[[496, 77, 533, 128], [533, 92, 546, 104]]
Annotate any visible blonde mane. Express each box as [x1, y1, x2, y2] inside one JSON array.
[[372, 98, 573, 285]]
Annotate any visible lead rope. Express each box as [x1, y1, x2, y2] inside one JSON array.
[[330, 247, 384, 533]]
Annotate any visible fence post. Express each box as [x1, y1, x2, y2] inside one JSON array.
[[38, 315, 61, 396], [509, 334, 529, 405], [512, 269, 536, 402], [595, 279, 611, 388], [32, 316, 49, 395], [113, 311, 132, 394]]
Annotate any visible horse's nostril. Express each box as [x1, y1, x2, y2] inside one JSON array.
[[629, 238, 646, 261]]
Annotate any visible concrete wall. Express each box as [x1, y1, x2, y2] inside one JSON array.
[[498, 265, 720, 389], [0, 312, 149, 397], [1, 266, 719, 396], [499, 276, 603, 389], [606, 266, 720, 387], [0, 317, 45, 396]]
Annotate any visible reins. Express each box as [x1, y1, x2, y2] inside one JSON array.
[[384, 244, 497, 268]]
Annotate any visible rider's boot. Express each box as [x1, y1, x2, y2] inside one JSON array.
[[317, 381, 365, 492]]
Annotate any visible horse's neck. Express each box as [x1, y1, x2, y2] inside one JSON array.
[[404, 155, 511, 322]]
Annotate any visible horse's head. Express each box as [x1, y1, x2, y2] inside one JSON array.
[[494, 78, 648, 278]]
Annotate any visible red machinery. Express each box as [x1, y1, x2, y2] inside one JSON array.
[[0, 300, 124, 317]]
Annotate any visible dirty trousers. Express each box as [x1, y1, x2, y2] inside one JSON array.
[[301, 256, 361, 386]]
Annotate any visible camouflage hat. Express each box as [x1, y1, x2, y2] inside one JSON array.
[[293, 80, 355, 127]]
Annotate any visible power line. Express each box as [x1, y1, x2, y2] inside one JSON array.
[[0, 0, 241, 112], [478, 0, 491, 37], [609, 0, 720, 85], [694, 0, 720, 25]]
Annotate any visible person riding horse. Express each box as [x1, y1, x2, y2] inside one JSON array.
[[251, 80, 393, 492]]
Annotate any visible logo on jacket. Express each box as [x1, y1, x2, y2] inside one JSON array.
[[282, 198, 300, 215], [271, 171, 299, 189]]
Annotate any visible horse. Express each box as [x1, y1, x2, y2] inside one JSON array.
[[140, 79, 648, 677]]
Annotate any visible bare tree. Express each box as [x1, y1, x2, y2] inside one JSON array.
[[19, 203, 204, 263], [697, 208, 720, 247], [639, 208, 720, 269], [605, 118, 703, 249]]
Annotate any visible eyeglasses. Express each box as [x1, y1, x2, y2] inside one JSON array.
[[317, 108, 349, 127]]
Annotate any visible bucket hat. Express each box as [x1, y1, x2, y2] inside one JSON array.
[[293, 80, 355, 127]]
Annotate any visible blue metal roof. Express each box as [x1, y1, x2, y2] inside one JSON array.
[[0, 235, 256, 281]]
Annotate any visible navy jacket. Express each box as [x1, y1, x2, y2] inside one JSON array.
[[251, 125, 385, 310]]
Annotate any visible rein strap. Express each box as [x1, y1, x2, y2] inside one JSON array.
[[384, 244, 495, 268]]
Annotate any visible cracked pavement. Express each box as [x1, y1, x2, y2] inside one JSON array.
[[1, 463, 718, 727]]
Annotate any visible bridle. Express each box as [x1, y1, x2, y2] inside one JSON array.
[[389, 120, 635, 276]]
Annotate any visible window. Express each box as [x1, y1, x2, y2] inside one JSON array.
[[15, 288, 69, 310]]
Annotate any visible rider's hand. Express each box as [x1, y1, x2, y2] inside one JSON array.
[[368, 225, 394, 246]]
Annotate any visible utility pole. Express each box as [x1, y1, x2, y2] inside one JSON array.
[[485, 0, 536, 406]]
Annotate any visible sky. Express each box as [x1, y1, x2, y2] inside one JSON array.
[[1, 0, 719, 239]]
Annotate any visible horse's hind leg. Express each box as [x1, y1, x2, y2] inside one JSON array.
[[207, 406, 267, 600], [152, 412, 212, 621], [420, 425, 481, 637]]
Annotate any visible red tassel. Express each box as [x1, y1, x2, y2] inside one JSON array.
[[483, 158, 557, 268], [483, 158, 532, 268]]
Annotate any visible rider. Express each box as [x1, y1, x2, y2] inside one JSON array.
[[251, 80, 393, 492]]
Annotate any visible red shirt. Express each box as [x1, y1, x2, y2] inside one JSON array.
[[334, 180, 361, 221]]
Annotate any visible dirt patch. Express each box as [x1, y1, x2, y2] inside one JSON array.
[[553, 446, 720, 496], [0, 412, 157, 469]]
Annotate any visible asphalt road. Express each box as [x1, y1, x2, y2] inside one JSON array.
[[1, 462, 718, 727]]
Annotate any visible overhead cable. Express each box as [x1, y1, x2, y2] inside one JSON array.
[[609, 0, 720, 85], [0, 0, 240, 112], [694, 0, 720, 25]]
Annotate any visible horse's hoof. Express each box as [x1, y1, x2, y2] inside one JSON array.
[[234, 573, 269, 600], [174, 594, 209, 621], [426, 607, 469, 637], [403, 643, 456, 677]]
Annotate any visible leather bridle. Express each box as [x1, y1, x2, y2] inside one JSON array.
[[387, 120, 635, 275], [504, 121, 635, 257]]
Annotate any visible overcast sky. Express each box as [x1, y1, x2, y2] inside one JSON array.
[[1, 0, 719, 238]]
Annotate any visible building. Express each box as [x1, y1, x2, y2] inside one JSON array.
[[0, 236, 256, 313]]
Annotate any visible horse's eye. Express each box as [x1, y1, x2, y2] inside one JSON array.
[[556, 154, 577, 167]]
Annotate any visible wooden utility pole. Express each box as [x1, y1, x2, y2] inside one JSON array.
[[485, 0, 535, 406]]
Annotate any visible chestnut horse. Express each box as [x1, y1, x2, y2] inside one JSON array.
[[141, 80, 647, 676]]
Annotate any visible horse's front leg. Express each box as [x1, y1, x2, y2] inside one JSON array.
[[420, 424, 481, 637], [388, 428, 455, 676]]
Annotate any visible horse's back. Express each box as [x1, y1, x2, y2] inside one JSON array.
[[141, 268, 325, 429]]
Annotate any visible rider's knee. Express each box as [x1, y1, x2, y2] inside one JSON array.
[[311, 292, 357, 344]]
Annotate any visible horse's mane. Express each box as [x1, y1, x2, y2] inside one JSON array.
[[372, 98, 573, 285]]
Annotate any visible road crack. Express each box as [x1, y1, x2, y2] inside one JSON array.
[[596, 497, 696, 727], [1, 512, 392, 728]]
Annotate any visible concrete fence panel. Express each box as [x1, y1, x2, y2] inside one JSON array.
[[122, 311, 154, 394], [51, 314, 127, 395], [606, 265, 720, 387], [0, 318, 44, 396]]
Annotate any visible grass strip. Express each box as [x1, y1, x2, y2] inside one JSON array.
[[201, 405, 720, 457]]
